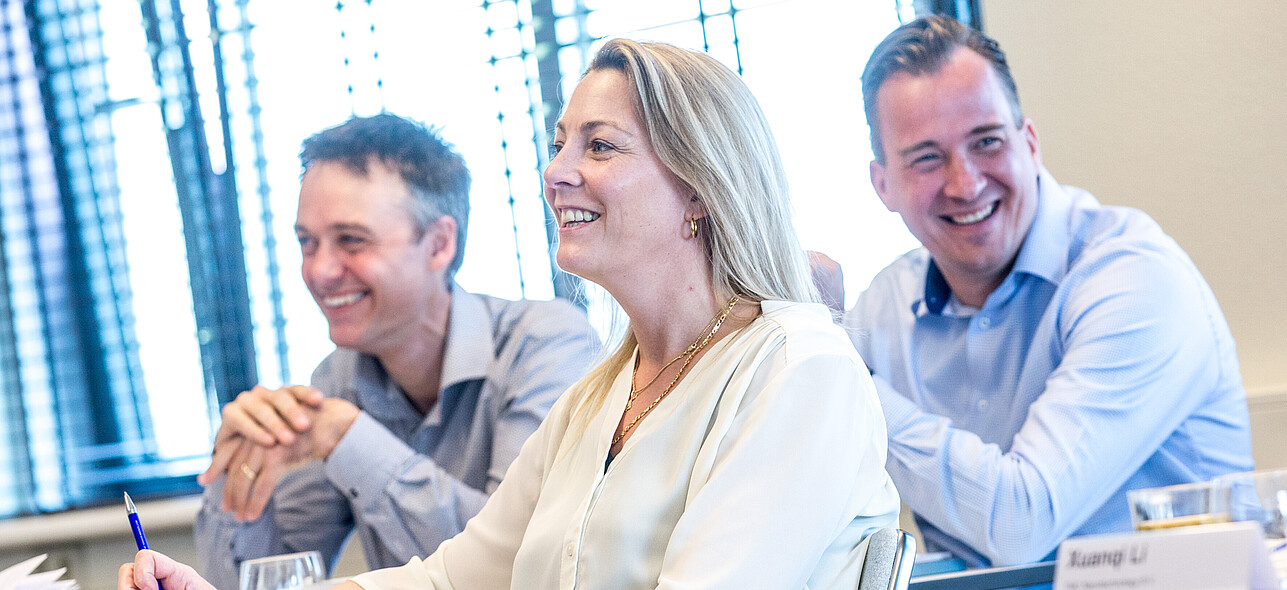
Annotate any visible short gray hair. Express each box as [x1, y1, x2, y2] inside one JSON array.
[[300, 114, 472, 282]]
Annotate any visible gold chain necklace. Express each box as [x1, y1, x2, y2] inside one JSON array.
[[628, 298, 732, 397], [613, 295, 741, 446]]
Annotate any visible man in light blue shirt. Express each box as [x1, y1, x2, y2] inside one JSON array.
[[192, 114, 599, 589], [845, 16, 1253, 566]]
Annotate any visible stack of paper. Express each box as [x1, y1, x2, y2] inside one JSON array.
[[0, 555, 77, 590], [1268, 539, 1287, 585]]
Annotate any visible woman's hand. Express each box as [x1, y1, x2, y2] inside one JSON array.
[[118, 550, 215, 590]]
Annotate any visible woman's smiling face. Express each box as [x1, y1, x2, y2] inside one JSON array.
[[543, 68, 698, 289]]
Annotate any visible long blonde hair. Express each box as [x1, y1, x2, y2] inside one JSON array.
[[562, 39, 817, 438]]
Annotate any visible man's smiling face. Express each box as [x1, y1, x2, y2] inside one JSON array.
[[869, 48, 1042, 304], [295, 160, 446, 356]]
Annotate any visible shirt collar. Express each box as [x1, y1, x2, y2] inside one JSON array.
[[350, 284, 491, 425], [922, 259, 952, 315], [440, 282, 493, 391], [920, 167, 1072, 315], [1010, 167, 1072, 287]]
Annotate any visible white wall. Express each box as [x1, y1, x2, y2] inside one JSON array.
[[981, 0, 1287, 398], [981, 0, 1287, 473], [0, 496, 364, 590], [0, 498, 201, 590]]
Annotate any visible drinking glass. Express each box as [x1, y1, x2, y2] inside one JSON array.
[[239, 551, 325, 590], [1214, 469, 1287, 585], [1127, 480, 1232, 531], [1215, 469, 1287, 539]]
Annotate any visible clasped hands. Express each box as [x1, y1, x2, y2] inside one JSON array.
[[197, 385, 360, 522]]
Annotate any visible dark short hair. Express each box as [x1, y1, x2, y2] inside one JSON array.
[[300, 113, 471, 281], [862, 15, 1023, 163]]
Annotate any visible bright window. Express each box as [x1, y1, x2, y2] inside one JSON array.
[[0, 0, 917, 516]]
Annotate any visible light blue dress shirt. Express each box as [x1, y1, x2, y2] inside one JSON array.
[[195, 286, 599, 590], [845, 169, 1253, 567]]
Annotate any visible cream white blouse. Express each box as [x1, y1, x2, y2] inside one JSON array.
[[351, 301, 900, 590]]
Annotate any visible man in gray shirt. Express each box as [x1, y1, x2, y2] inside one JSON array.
[[194, 114, 599, 589]]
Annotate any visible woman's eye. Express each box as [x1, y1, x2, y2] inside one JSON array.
[[549, 142, 563, 158], [589, 140, 613, 153]]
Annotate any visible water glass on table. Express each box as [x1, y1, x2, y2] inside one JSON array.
[[239, 551, 325, 590], [1214, 469, 1287, 585], [1127, 480, 1231, 531]]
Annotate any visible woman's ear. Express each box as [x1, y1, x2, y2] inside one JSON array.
[[686, 194, 708, 221]]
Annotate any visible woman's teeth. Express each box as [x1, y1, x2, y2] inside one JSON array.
[[561, 209, 600, 227]]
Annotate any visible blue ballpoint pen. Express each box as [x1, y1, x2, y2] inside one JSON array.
[[124, 492, 166, 590]]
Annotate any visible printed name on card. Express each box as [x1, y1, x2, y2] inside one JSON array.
[[1053, 521, 1279, 590]]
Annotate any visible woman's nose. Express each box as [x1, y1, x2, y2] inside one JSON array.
[[543, 145, 581, 189]]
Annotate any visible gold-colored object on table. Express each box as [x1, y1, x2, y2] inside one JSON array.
[[1128, 481, 1230, 531], [1134, 512, 1232, 531]]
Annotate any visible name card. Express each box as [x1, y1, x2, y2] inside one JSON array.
[[1053, 521, 1279, 590]]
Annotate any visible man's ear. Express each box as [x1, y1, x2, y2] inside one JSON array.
[[1021, 117, 1042, 167], [425, 215, 457, 272], [870, 159, 896, 213]]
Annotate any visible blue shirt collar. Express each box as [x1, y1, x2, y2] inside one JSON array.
[[355, 282, 492, 426], [921, 167, 1073, 315], [440, 282, 493, 390], [1011, 167, 1072, 287], [923, 259, 951, 315]]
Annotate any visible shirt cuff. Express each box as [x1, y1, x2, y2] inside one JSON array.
[[324, 412, 419, 504], [196, 475, 278, 585], [198, 475, 230, 518]]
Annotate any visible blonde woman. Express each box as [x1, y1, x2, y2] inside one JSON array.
[[121, 39, 898, 590]]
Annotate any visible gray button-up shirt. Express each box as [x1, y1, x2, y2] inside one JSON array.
[[195, 287, 599, 589]]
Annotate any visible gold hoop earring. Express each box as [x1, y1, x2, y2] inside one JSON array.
[[690, 218, 698, 239]]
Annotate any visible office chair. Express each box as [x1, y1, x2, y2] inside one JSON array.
[[857, 528, 917, 590]]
